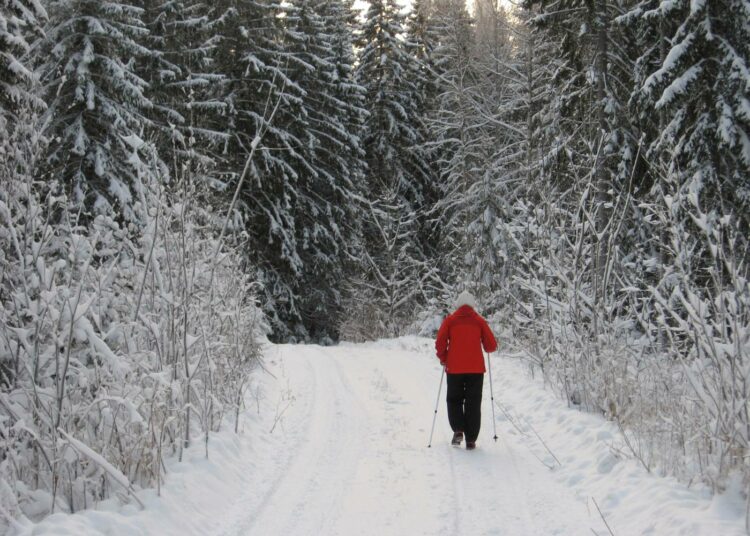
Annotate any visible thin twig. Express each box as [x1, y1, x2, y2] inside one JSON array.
[[269, 393, 295, 434], [495, 401, 555, 470], [496, 399, 561, 468], [591, 497, 616, 536]]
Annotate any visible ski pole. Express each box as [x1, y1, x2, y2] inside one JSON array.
[[486, 352, 498, 441], [428, 365, 445, 448]]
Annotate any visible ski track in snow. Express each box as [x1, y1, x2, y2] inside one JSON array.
[[218, 340, 604, 536], [228, 347, 366, 535]]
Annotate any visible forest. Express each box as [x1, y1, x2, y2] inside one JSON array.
[[1, 0, 749, 526]]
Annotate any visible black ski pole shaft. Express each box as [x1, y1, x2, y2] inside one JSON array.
[[487, 351, 498, 441], [428, 366, 445, 448]]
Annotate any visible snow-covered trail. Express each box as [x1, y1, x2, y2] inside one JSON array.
[[217, 339, 604, 536], [20, 338, 745, 536]]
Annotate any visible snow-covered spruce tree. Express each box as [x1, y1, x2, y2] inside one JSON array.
[[325, 0, 367, 155], [521, 0, 615, 188], [282, 0, 367, 341], [36, 0, 157, 220], [460, 2, 518, 308], [0, 0, 46, 152], [357, 0, 431, 210], [318, 0, 371, 341], [502, 8, 561, 190], [208, 0, 308, 340], [633, 0, 750, 231], [405, 0, 443, 261], [211, 0, 363, 342], [347, 0, 436, 337], [405, 0, 435, 73], [522, 0, 643, 254], [140, 0, 229, 185], [427, 1, 501, 298]]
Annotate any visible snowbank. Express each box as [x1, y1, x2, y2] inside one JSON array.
[[10, 353, 286, 536], [493, 352, 747, 536]]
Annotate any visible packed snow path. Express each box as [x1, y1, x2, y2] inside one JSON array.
[[217, 340, 606, 536]]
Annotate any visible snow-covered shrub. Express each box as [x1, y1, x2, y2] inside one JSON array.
[[410, 300, 450, 339], [0, 161, 265, 524], [502, 162, 750, 492], [340, 194, 439, 342], [630, 183, 750, 486]]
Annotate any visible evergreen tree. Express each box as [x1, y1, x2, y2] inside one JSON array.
[[428, 0, 485, 288], [521, 0, 643, 229], [357, 0, 429, 204], [207, 0, 303, 339], [467, 3, 516, 305], [490, 8, 563, 329], [283, 0, 366, 340], [632, 0, 750, 231], [325, 0, 367, 162], [37, 0, 156, 219], [1, 0, 46, 157], [405, 0, 442, 260], [353, 0, 435, 333], [141, 0, 228, 182]]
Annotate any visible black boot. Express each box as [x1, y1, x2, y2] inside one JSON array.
[[466, 441, 476, 450]]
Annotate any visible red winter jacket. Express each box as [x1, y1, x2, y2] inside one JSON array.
[[435, 305, 497, 374]]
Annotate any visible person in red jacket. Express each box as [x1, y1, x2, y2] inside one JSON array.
[[435, 290, 497, 450]]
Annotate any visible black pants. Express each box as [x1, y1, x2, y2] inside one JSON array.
[[446, 373, 484, 442]]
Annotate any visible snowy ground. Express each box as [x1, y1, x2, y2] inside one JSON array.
[[16, 338, 747, 535]]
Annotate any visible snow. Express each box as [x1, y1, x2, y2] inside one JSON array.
[[690, 0, 707, 14], [13, 338, 747, 535], [643, 33, 696, 97], [656, 63, 703, 109], [57, 429, 144, 509]]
